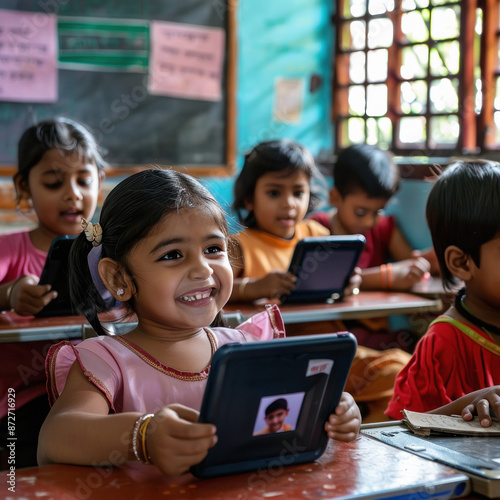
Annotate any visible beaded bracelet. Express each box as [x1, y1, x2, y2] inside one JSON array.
[[132, 413, 154, 463]]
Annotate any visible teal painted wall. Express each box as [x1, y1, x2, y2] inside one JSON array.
[[236, 0, 333, 155], [202, 0, 334, 232], [385, 179, 433, 250], [203, 0, 433, 250]]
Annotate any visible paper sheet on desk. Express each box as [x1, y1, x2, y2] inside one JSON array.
[[403, 409, 500, 436]]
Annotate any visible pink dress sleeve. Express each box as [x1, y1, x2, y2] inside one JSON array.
[[235, 304, 286, 340], [46, 340, 121, 411]]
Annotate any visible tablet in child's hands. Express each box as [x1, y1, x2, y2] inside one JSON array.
[[35, 235, 77, 317], [190, 332, 357, 478], [281, 235, 366, 304]]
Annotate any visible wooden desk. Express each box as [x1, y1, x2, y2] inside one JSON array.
[[0, 292, 441, 343], [224, 291, 443, 324], [7, 435, 484, 500], [0, 310, 137, 343], [0, 310, 247, 343], [411, 277, 462, 299]]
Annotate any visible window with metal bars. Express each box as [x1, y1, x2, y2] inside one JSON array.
[[333, 0, 500, 158]]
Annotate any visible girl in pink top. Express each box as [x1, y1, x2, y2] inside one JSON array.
[[38, 169, 362, 478], [1, 118, 106, 314], [0, 117, 106, 468]]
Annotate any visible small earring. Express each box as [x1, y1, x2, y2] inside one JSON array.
[[116, 288, 124, 296]]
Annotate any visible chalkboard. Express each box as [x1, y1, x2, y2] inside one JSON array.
[[0, 1, 236, 175]]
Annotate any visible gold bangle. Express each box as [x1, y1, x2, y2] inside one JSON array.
[[139, 414, 154, 465], [5, 276, 27, 310], [238, 278, 250, 298], [132, 413, 154, 464]]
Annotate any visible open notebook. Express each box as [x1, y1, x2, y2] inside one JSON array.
[[402, 410, 500, 437]]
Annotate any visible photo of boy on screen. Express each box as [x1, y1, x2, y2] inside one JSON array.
[[253, 393, 304, 436]]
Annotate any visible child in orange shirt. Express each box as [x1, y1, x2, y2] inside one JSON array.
[[229, 139, 333, 301], [229, 139, 411, 422]]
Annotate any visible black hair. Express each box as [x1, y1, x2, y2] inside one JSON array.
[[232, 139, 320, 227], [14, 117, 107, 194], [333, 144, 399, 199], [265, 398, 288, 416], [69, 168, 230, 335], [426, 159, 500, 290]]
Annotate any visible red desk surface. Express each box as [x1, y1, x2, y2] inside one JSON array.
[[7, 436, 485, 500], [224, 291, 443, 324], [0, 308, 132, 329], [0, 292, 441, 333]]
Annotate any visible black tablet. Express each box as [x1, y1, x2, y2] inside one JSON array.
[[281, 234, 366, 304], [35, 235, 77, 317], [190, 332, 357, 478]]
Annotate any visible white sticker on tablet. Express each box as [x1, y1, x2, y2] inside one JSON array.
[[306, 359, 333, 377]]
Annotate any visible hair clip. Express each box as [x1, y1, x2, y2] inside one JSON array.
[[81, 218, 103, 247]]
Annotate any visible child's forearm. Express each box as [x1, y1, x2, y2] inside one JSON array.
[[428, 399, 472, 416], [359, 268, 384, 290], [230, 277, 264, 302], [37, 411, 141, 467], [229, 277, 252, 302], [428, 387, 500, 416]]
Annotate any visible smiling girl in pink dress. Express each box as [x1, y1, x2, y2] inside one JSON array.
[[38, 168, 361, 477]]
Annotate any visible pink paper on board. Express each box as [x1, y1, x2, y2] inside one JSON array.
[[0, 9, 58, 103], [149, 21, 225, 101]]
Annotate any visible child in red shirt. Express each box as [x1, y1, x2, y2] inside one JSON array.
[[387, 160, 500, 419], [309, 144, 434, 290]]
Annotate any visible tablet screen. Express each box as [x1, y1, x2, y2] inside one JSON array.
[[284, 235, 365, 303], [294, 246, 361, 291], [191, 333, 357, 478]]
